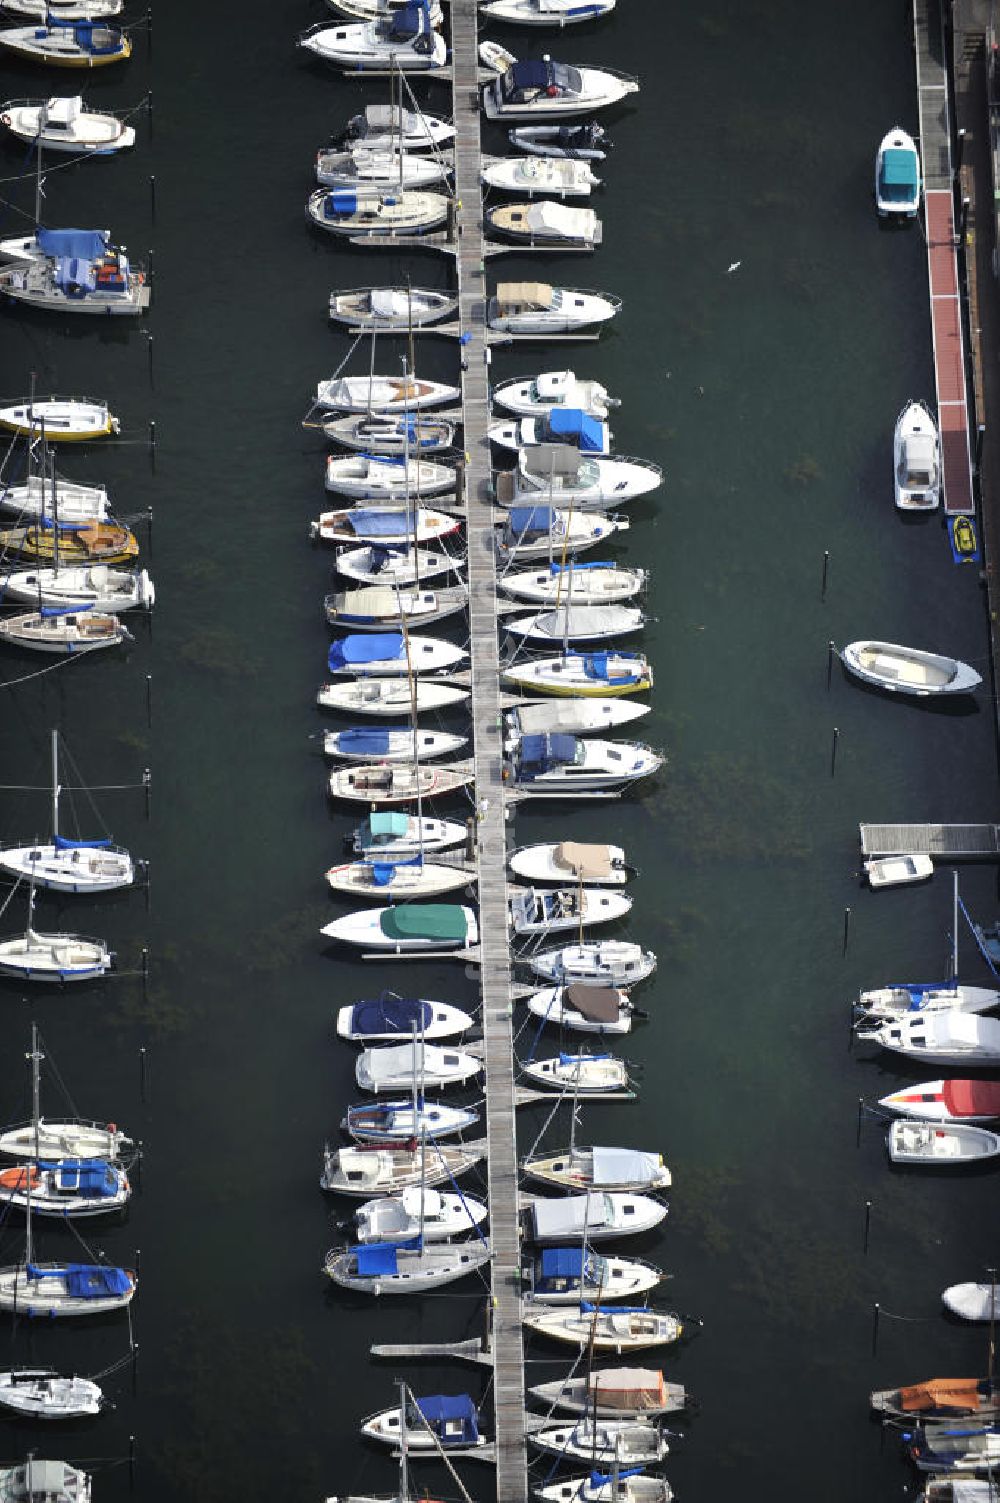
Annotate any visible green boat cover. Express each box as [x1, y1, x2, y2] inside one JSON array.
[[380, 904, 468, 941]]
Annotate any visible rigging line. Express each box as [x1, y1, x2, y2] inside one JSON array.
[[58, 736, 111, 838], [402, 1382, 476, 1503], [0, 655, 95, 691], [35, 1028, 81, 1123]]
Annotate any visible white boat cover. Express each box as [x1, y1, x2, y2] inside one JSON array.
[[512, 703, 609, 735], [524, 202, 594, 236], [532, 1192, 611, 1238], [371, 288, 414, 317], [591, 1147, 660, 1186], [903, 433, 937, 482], [399, 1186, 443, 1215], [337, 586, 399, 615], [361, 1042, 465, 1083]]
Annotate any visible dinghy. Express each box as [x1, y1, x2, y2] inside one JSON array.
[[355, 1041, 481, 1091], [865, 855, 934, 888], [324, 413, 457, 455], [840, 640, 981, 697], [336, 104, 456, 152], [858, 1013, 1000, 1066], [530, 1420, 668, 1465], [311, 507, 461, 546], [871, 1378, 1000, 1422], [323, 725, 467, 761], [894, 401, 941, 510], [362, 1393, 485, 1450], [0, 1369, 103, 1418], [523, 1305, 683, 1352], [520, 1054, 631, 1092], [344, 1098, 479, 1142], [523, 1248, 661, 1306], [857, 983, 1000, 1022], [322, 903, 479, 952], [505, 605, 646, 642], [482, 155, 599, 197], [510, 842, 631, 885], [329, 286, 457, 327], [0, 1159, 128, 1218], [491, 413, 611, 455], [530, 1368, 686, 1418], [327, 761, 474, 805], [493, 369, 618, 418], [879, 1079, 1000, 1123], [876, 126, 921, 218], [536, 1474, 674, 1503], [316, 374, 460, 412], [509, 121, 609, 158], [528, 941, 656, 988], [349, 811, 468, 858], [488, 282, 620, 335], [326, 856, 473, 899], [0, 608, 130, 655], [510, 887, 632, 935], [0, 474, 111, 523], [0, 396, 118, 441], [943, 1283, 1000, 1321], [0, 250, 149, 315], [526, 985, 635, 1035], [318, 677, 469, 715], [483, 59, 639, 120], [326, 631, 467, 675], [354, 1186, 488, 1243], [504, 699, 650, 739], [0, 564, 153, 613], [325, 454, 456, 499], [299, 10, 447, 70], [502, 650, 653, 697], [522, 1190, 667, 1243], [0, 518, 138, 566], [307, 187, 450, 237], [506, 734, 661, 795], [523, 1145, 670, 1193], [321, 1141, 484, 1194], [336, 994, 474, 1041], [487, 201, 602, 246], [888, 1120, 1000, 1165], [0, 19, 131, 66], [497, 506, 629, 561], [0, 95, 133, 154], [497, 446, 661, 508], [323, 1239, 490, 1294], [318, 148, 451, 190]]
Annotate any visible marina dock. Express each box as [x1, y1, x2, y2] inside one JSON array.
[[859, 823, 1000, 857]]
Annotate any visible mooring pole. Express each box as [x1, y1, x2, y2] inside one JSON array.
[[821, 550, 830, 601], [843, 906, 851, 955]]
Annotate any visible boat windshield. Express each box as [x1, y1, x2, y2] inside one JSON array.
[[551, 63, 582, 93]]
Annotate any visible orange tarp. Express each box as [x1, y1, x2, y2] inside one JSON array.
[[900, 1379, 983, 1412]]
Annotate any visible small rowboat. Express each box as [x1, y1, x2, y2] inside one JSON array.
[[840, 640, 981, 697], [864, 855, 934, 888], [888, 1119, 1000, 1165]]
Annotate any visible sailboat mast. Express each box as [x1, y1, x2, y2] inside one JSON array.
[[952, 868, 959, 983], [417, 1131, 427, 1245], [49, 442, 60, 574], [30, 1022, 40, 1163], [50, 729, 60, 841], [398, 1379, 410, 1503]]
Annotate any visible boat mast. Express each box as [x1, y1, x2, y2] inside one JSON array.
[[30, 1022, 41, 1164], [50, 728, 60, 841], [397, 591, 423, 864], [417, 1130, 427, 1247], [952, 868, 959, 984], [34, 130, 43, 227], [398, 1377, 410, 1503]]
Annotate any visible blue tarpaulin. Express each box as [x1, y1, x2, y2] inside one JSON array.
[[27, 1263, 131, 1298], [349, 996, 432, 1035], [338, 728, 397, 756], [590, 1470, 644, 1487], [548, 408, 604, 452], [519, 733, 577, 770], [37, 228, 108, 261], [53, 835, 110, 850], [355, 1243, 399, 1276], [549, 560, 611, 574], [388, 4, 422, 35], [368, 811, 409, 836], [49, 1160, 119, 1198], [509, 60, 550, 89], [351, 511, 411, 538], [414, 1394, 480, 1443], [327, 191, 357, 216], [540, 1247, 585, 1277], [508, 506, 555, 533], [53, 257, 94, 295], [328, 633, 405, 670]]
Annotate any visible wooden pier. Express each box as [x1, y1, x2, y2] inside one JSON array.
[[859, 823, 1000, 857], [450, 5, 531, 1502]]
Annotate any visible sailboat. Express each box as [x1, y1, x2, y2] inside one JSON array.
[[523, 1145, 671, 1193], [536, 1474, 674, 1503], [521, 1247, 662, 1305], [523, 1304, 684, 1352], [321, 1140, 485, 1194], [0, 1026, 131, 1163], [529, 1367, 687, 1418], [530, 1420, 669, 1465], [0, 884, 113, 982], [0, 1460, 95, 1502]]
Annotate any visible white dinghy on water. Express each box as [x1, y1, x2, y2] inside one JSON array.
[[353, 1186, 488, 1243], [864, 855, 934, 888], [840, 640, 981, 697], [0, 1369, 103, 1419], [494, 368, 618, 418], [0, 95, 134, 154], [894, 400, 941, 510], [888, 1120, 1000, 1166]]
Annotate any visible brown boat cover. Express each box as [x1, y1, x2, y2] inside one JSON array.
[[943, 1080, 1000, 1117], [494, 282, 553, 310], [564, 985, 620, 1022], [900, 1379, 984, 1413], [554, 843, 614, 880], [589, 1368, 666, 1411]]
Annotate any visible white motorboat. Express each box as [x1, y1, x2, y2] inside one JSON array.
[[856, 983, 1000, 1022], [327, 0, 444, 23], [522, 1190, 667, 1243], [498, 446, 662, 509], [337, 103, 456, 152], [318, 148, 451, 190], [482, 0, 614, 21], [311, 507, 461, 547], [494, 369, 618, 419], [0, 250, 148, 315], [326, 632, 467, 676], [353, 1187, 488, 1243], [323, 726, 467, 761], [0, 1369, 103, 1418], [888, 1120, 1000, 1165], [537, 1474, 673, 1503], [326, 857, 473, 899], [0, 608, 129, 655], [491, 412, 612, 456], [865, 855, 934, 887], [0, 95, 133, 153], [328, 761, 474, 805], [527, 985, 635, 1035], [528, 941, 656, 988], [361, 1393, 486, 1450], [482, 155, 599, 197], [502, 651, 652, 697], [325, 454, 456, 500], [840, 640, 981, 696], [0, 1461, 94, 1502], [487, 201, 602, 246], [530, 1368, 686, 1419], [1, 564, 154, 612], [523, 1306, 682, 1352], [520, 1054, 631, 1092], [497, 506, 630, 561], [307, 187, 450, 237], [510, 887, 632, 935], [921, 1485, 1000, 1503], [0, 474, 111, 523], [323, 1239, 490, 1294], [942, 1283, 1000, 1321], [858, 1013, 1000, 1066], [345, 1098, 479, 1141], [875, 126, 921, 218], [509, 121, 609, 158], [0, 396, 118, 441], [324, 413, 457, 454], [0, 21, 131, 66], [318, 677, 468, 714], [336, 994, 474, 1041], [321, 1141, 485, 1194], [505, 605, 646, 642], [3, 0, 121, 15], [530, 1419, 668, 1465], [894, 401, 941, 510], [879, 1079, 1000, 1122], [349, 811, 468, 858], [506, 734, 661, 795], [355, 1041, 481, 1092], [298, 11, 447, 69], [523, 1248, 661, 1307], [329, 286, 457, 327], [0, 1259, 135, 1316], [488, 282, 620, 335], [906, 1421, 1000, 1474], [325, 584, 467, 629], [504, 699, 650, 739], [316, 374, 460, 412], [322, 903, 479, 952], [483, 59, 639, 119], [0, 1158, 128, 1218], [523, 1145, 670, 1193], [510, 841, 630, 885]]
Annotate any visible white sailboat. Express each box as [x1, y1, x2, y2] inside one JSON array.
[[505, 605, 646, 642], [2, 564, 154, 613], [0, 1026, 131, 1163], [0, 1368, 103, 1418], [321, 1140, 485, 1194], [523, 1305, 683, 1352], [500, 563, 645, 604], [324, 1236, 490, 1294], [328, 286, 457, 325], [318, 677, 469, 715], [325, 856, 473, 899], [316, 374, 460, 412], [0, 608, 130, 655], [348, 812, 469, 858], [0, 885, 113, 983], [522, 1247, 661, 1305], [501, 650, 652, 697], [324, 584, 467, 630], [522, 1190, 667, 1243], [529, 1367, 687, 1418], [523, 1144, 671, 1193], [307, 187, 450, 237], [0, 396, 118, 441], [496, 506, 630, 562], [530, 1419, 668, 1465], [319, 150, 452, 190], [323, 414, 457, 455], [504, 700, 650, 740], [526, 985, 635, 1035], [536, 1474, 673, 1503], [0, 1460, 94, 1502], [355, 1041, 482, 1091], [322, 726, 467, 761], [335, 103, 456, 152], [328, 761, 475, 805], [520, 1054, 631, 1093], [326, 455, 457, 500]]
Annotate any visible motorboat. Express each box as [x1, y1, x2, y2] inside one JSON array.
[[494, 369, 618, 419], [496, 506, 629, 561], [0, 19, 131, 65], [0, 519, 138, 566], [311, 507, 460, 547], [336, 542, 462, 587], [865, 855, 934, 887], [344, 1098, 479, 1141], [298, 10, 448, 70], [523, 1145, 670, 1193], [530, 1368, 686, 1418], [906, 1421, 1000, 1473], [336, 103, 455, 152], [326, 632, 467, 675], [323, 1239, 490, 1294], [315, 374, 460, 412], [840, 640, 981, 697], [325, 455, 456, 500], [879, 1079, 1000, 1122], [0, 95, 133, 153], [0, 474, 111, 523], [0, 249, 149, 315], [523, 1305, 683, 1352], [502, 650, 653, 697], [353, 1187, 488, 1243], [1, 565, 153, 612], [326, 0, 444, 24], [876, 126, 921, 218], [0, 1159, 128, 1218], [327, 761, 474, 805], [943, 1283, 1000, 1321], [510, 887, 632, 935], [504, 699, 650, 739], [528, 941, 656, 988], [857, 1013, 1000, 1066], [482, 0, 614, 21], [496, 445, 661, 509], [0, 1461, 94, 1501], [487, 201, 601, 245], [307, 188, 450, 237], [506, 734, 661, 795], [349, 811, 468, 858], [488, 282, 620, 335], [355, 1041, 481, 1091], [321, 903, 479, 952], [0, 1369, 103, 1418], [510, 842, 630, 885], [888, 1120, 1000, 1165], [336, 993, 474, 1041], [522, 1248, 661, 1306], [856, 983, 1000, 1022], [530, 1419, 668, 1465], [894, 401, 941, 510], [0, 608, 130, 655], [526, 985, 635, 1035], [323, 725, 467, 761], [505, 605, 647, 642], [522, 1189, 668, 1243], [328, 286, 457, 327], [325, 856, 473, 899], [318, 676, 469, 715], [510, 122, 609, 158], [482, 155, 599, 197], [483, 60, 639, 120], [0, 1260, 135, 1315], [536, 1474, 673, 1503], [321, 1141, 485, 1194], [0, 396, 118, 441], [491, 412, 611, 455], [324, 413, 457, 454], [3, 0, 121, 15], [520, 1054, 632, 1092], [361, 1393, 485, 1450], [318, 149, 451, 190], [921, 1480, 1000, 1503], [871, 1377, 1000, 1423]]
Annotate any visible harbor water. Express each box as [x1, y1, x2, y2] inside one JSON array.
[[0, 0, 998, 1498]]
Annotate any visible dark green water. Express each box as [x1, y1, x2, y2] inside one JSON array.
[[0, 1, 998, 1499]]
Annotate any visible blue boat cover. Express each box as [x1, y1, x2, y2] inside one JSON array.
[[559, 1051, 609, 1063], [368, 811, 409, 836], [53, 257, 95, 296], [549, 560, 610, 574], [590, 1470, 644, 1487], [328, 633, 405, 670], [548, 408, 604, 452], [540, 1247, 585, 1277], [415, 1394, 479, 1442], [581, 652, 641, 683], [509, 60, 550, 89], [350, 996, 432, 1035], [371, 862, 397, 886], [355, 1242, 399, 1275], [36, 228, 108, 261], [388, 4, 423, 35], [518, 733, 576, 770], [359, 452, 407, 466], [882, 148, 918, 189], [338, 728, 402, 755], [352, 511, 411, 538], [508, 506, 555, 533], [28, 1263, 131, 1297], [48, 1160, 119, 1198], [327, 191, 357, 216], [53, 835, 110, 850], [40, 604, 89, 618], [580, 1302, 648, 1314]]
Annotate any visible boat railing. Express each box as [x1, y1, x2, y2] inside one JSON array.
[[556, 287, 623, 312], [601, 454, 662, 474]]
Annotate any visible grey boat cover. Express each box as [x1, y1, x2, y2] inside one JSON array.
[[564, 985, 620, 1022], [530, 1192, 611, 1239], [555, 842, 613, 879], [590, 1147, 661, 1186]]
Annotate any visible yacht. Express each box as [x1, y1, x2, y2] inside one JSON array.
[[527, 941, 657, 988], [510, 841, 630, 884], [487, 200, 601, 246], [520, 1054, 631, 1092], [307, 187, 450, 237], [488, 282, 620, 335], [321, 902, 479, 952], [526, 984, 635, 1034], [298, 9, 448, 69], [530, 1419, 668, 1466], [343, 1098, 479, 1141], [893, 400, 941, 510], [482, 155, 599, 196], [504, 604, 647, 641], [509, 121, 609, 158], [858, 1013, 1000, 1066], [348, 811, 469, 858], [324, 584, 467, 629], [361, 1393, 485, 1450], [888, 1119, 1000, 1165], [500, 562, 644, 603], [497, 505, 628, 561], [0, 95, 133, 153], [310, 506, 461, 546], [483, 59, 639, 119], [352, 1187, 488, 1243], [0, 250, 149, 315], [505, 732, 662, 793], [318, 148, 451, 190], [0, 609, 130, 655], [0, 1159, 128, 1218], [326, 631, 467, 675], [493, 368, 618, 417], [501, 649, 653, 697], [0, 19, 131, 65], [521, 1189, 667, 1243], [0, 1460, 94, 1502], [875, 126, 921, 218], [509, 885, 632, 935], [0, 396, 118, 441], [482, 0, 615, 21], [317, 676, 469, 714], [336, 993, 473, 1040], [323, 412, 456, 453], [1, 564, 154, 613], [328, 286, 457, 327], [490, 409, 611, 454], [523, 1145, 670, 1193], [321, 1141, 484, 1194], [325, 454, 456, 499], [504, 699, 650, 739], [496, 445, 662, 509], [336, 103, 456, 152]]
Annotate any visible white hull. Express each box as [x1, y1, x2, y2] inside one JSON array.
[[483, 65, 639, 120], [865, 855, 934, 887], [0, 1369, 102, 1418], [351, 814, 469, 858], [503, 454, 661, 508], [510, 843, 629, 885], [501, 652, 651, 696], [482, 0, 614, 20], [345, 1098, 479, 1141], [0, 843, 132, 893], [493, 370, 617, 418], [312, 508, 460, 547], [336, 544, 461, 586], [337, 105, 456, 152], [321, 1142, 485, 1194], [841, 640, 981, 697], [355, 1042, 481, 1091], [530, 1420, 667, 1465], [323, 728, 467, 761], [894, 400, 941, 510], [328, 762, 474, 805], [497, 509, 629, 560], [325, 456, 456, 499], [510, 886, 632, 934], [323, 1241, 490, 1293], [326, 636, 467, 675], [324, 414, 457, 454], [318, 678, 469, 715], [316, 375, 460, 413], [361, 1405, 486, 1450], [522, 1190, 668, 1243], [520, 1055, 630, 1092], [536, 1475, 673, 1503], [0, 26, 130, 65], [860, 1013, 1000, 1066], [879, 1079, 1000, 1123], [876, 127, 921, 217], [505, 699, 650, 739], [326, 859, 473, 899], [0, 1261, 135, 1316], [336, 998, 474, 1041], [523, 1307, 682, 1351], [0, 261, 147, 315], [320, 153, 452, 190], [501, 566, 643, 604], [1, 565, 153, 612], [523, 1146, 670, 1193], [489, 288, 620, 334], [856, 984, 1000, 1021], [0, 397, 118, 440], [0, 1119, 130, 1162], [299, 20, 448, 70], [942, 1283, 1000, 1321], [482, 155, 598, 196], [529, 1372, 686, 1418], [888, 1120, 1000, 1164], [0, 929, 111, 982], [0, 99, 133, 154], [526, 985, 632, 1034], [528, 941, 656, 988], [328, 285, 457, 323], [322, 903, 479, 951], [505, 605, 646, 641], [525, 1255, 660, 1306], [308, 187, 450, 236], [0, 1161, 128, 1218], [0, 476, 110, 523], [0, 612, 128, 654], [354, 1189, 488, 1243]]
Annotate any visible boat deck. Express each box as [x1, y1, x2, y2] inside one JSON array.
[[859, 823, 1000, 857]]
